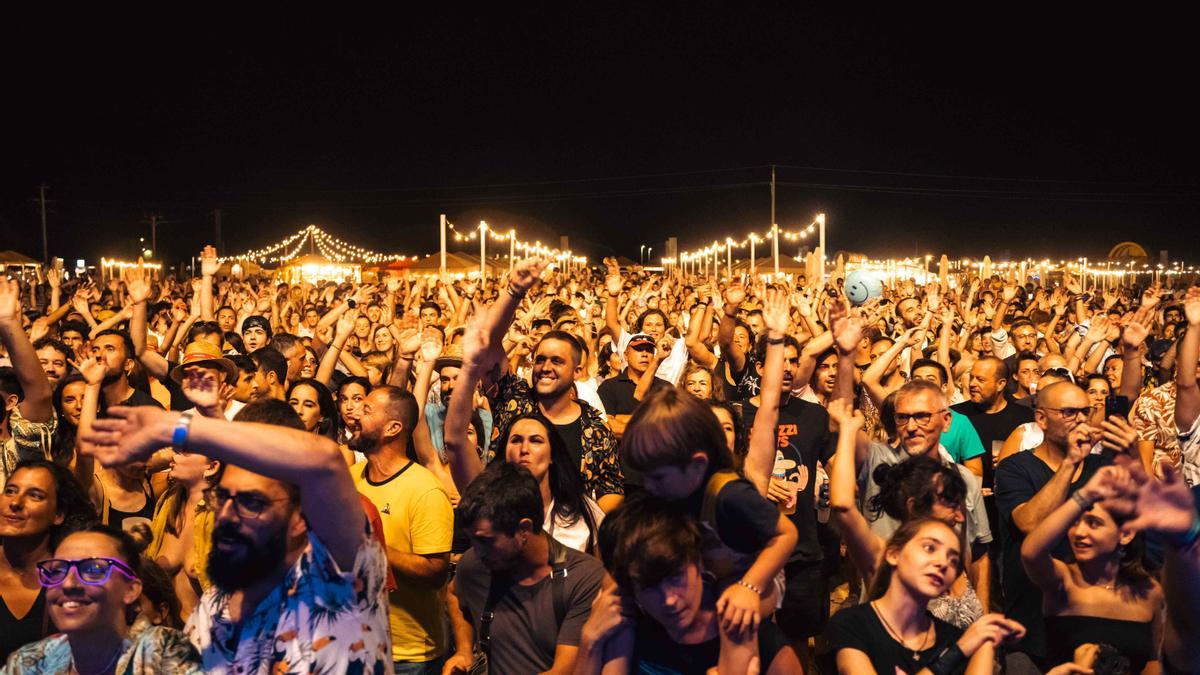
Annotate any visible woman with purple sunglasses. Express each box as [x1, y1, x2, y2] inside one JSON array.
[[2, 524, 200, 674]]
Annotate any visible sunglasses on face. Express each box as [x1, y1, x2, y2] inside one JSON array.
[[37, 557, 139, 587]]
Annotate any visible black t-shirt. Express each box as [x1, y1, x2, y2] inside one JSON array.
[[598, 369, 669, 417], [631, 597, 789, 673], [680, 475, 781, 556], [950, 398, 1034, 490], [827, 603, 964, 674], [99, 386, 164, 417], [994, 448, 1112, 659], [741, 396, 833, 563], [553, 415, 586, 474]]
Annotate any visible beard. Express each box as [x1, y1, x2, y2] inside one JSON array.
[[101, 369, 122, 386], [347, 427, 381, 454], [207, 521, 288, 592]]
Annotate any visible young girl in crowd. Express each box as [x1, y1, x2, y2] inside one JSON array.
[[827, 517, 1025, 674], [1020, 464, 1163, 673]]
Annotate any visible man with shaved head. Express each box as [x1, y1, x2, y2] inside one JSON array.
[[994, 381, 1132, 670]]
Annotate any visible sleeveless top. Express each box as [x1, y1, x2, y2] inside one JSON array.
[[99, 475, 156, 535], [1044, 614, 1154, 673], [0, 586, 54, 660]]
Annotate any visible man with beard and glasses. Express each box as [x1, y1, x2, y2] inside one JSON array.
[[480, 258, 623, 512], [80, 399, 390, 675], [349, 385, 453, 673], [1, 280, 60, 484]]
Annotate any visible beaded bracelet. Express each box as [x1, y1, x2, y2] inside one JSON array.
[[735, 579, 763, 597]]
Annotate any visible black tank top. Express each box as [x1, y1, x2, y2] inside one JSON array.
[[1044, 614, 1154, 673], [0, 586, 54, 659], [103, 477, 156, 535]]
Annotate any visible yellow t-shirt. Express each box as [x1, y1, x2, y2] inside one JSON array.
[[352, 460, 454, 663]]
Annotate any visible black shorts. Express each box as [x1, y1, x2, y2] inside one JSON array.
[[775, 559, 828, 640]]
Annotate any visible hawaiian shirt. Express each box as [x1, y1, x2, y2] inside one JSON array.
[[2, 625, 201, 674], [185, 525, 391, 675], [1178, 411, 1200, 489], [489, 373, 622, 500], [1, 407, 58, 487], [1130, 382, 1188, 482]]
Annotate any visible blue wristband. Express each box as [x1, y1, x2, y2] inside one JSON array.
[[1173, 515, 1200, 550], [172, 411, 194, 450]]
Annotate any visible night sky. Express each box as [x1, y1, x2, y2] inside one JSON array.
[[4, 9, 1198, 267]]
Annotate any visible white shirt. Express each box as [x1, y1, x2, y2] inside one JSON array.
[[545, 497, 605, 552]]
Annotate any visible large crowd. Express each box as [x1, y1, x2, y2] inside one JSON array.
[[0, 244, 1198, 675]]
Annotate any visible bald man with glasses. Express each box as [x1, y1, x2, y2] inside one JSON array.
[[993, 381, 1138, 671]]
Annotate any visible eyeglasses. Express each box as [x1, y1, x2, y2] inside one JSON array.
[[37, 558, 139, 587], [1040, 406, 1091, 419], [894, 409, 948, 426], [203, 487, 291, 519]]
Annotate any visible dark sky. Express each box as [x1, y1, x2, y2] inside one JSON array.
[[4, 9, 1198, 267]]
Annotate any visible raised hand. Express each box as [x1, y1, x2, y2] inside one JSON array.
[[1124, 463, 1197, 537], [723, 278, 747, 308], [396, 327, 422, 357], [761, 287, 790, 336], [1141, 284, 1163, 310], [72, 355, 108, 386], [461, 310, 493, 369], [511, 257, 549, 294], [826, 398, 864, 431], [1001, 284, 1019, 304], [351, 284, 378, 305], [336, 308, 359, 339], [832, 312, 864, 356], [28, 318, 51, 343], [124, 261, 151, 304], [1184, 286, 1200, 326], [200, 245, 219, 277], [604, 258, 623, 296], [1120, 306, 1153, 350], [1084, 315, 1110, 344], [0, 278, 26, 324], [419, 339, 441, 364], [80, 406, 174, 468]]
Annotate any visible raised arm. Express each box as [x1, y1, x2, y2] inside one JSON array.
[[603, 259, 625, 340], [1009, 424, 1094, 535], [199, 245, 218, 321], [862, 327, 917, 407], [1118, 306, 1152, 402], [744, 288, 788, 493], [826, 399, 883, 580], [1020, 466, 1130, 594], [315, 309, 358, 386], [83, 406, 365, 569], [126, 265, 171, 380], [684, 292, 718, 369], [1176, 287, 1200, 434], [717, 280, 748, 373], [0, 279, 53, 423]]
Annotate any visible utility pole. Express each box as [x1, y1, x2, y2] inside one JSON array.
[[211, 209, 224, 255], [38, 184, 49, 264], [770, 165, 778, 276], [150, 214, 158, 257]]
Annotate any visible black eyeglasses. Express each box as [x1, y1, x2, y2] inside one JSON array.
[[1040, 406, 1090, 419], [894, 410, 947, 426], [203, 487, 290, 519], [37, 558, 139, 587]]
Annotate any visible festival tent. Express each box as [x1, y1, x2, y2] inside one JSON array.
[[404, 252, 509, 278]]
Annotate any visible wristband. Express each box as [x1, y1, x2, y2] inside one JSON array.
[[765, 336, 786, 345], [172, 410, 195, 450], [1070, 490, 1096, 511], [927, 644, 966, 675], [506, 284, 526, 299], [1171, 515, 1200, 550], [735, 579, 763, 597]]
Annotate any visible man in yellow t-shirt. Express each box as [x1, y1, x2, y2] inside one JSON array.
[[349, 386, 454, 672]]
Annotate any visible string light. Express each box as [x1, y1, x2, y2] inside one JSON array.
[[220, 225, 411, 264]]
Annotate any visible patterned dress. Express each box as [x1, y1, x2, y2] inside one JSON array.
[[185, 526, 391, 675], [1, 625, 200, 674]]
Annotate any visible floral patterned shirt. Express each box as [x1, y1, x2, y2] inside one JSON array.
[[1131, 383, 1188, 481], [489, 373, 623, 500], [2, 626, 200, 675], [185, 525, 391, 675]]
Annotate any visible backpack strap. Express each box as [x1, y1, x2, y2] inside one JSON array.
[[476, 572, 508, 657], [548, 537, 570, 629], [700, 470, 740, 529]]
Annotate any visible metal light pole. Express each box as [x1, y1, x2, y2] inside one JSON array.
[[439, 213, 447, 276], [479, 222, 487, 280], [772, 225, 780, 276], [817, 212, 826, 284], [726, 238, 733, 278], [509, 229, 515, 274], [750, 235, 756, 279]]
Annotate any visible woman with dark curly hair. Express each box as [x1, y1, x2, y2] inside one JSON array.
[[0, 460, 97, 659]]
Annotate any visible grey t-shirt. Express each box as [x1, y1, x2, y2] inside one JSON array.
[[857, 442, 992, 549], [454, 544, 604, 673]]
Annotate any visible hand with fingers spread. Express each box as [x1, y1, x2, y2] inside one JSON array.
[[80, 406, 176, 467], [336, 308, 360, 339], [1184, 286, 1200, 326], [1124, 463, 1197, 538], [0, 278, 24, 324], [761, 288, 790, 337], [832, 312, 864, 356], [396, 328, 423, 358], [510, 257, 549, 295], [1083, 315, 1110, 344], [124, 262, 151, 304], [73, 355, 108, 386]]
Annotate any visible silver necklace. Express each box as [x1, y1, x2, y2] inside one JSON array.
[[871, 601, 932, 660]]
